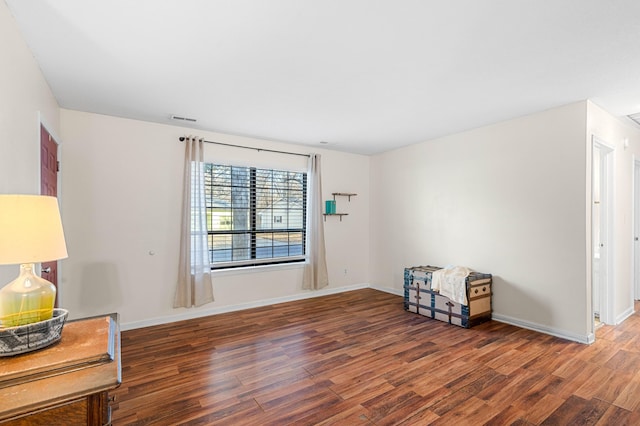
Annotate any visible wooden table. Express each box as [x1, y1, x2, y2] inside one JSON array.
[[0, 314, 121, 425]]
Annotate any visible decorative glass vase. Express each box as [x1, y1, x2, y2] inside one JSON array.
[[0, 263, 56, 327]]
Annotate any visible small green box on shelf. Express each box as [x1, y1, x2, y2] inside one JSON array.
[[325, 200, 336, 214]]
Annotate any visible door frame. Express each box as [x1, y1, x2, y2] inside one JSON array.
[[633, 157, 640, 300], [592, 135, 615, 326]]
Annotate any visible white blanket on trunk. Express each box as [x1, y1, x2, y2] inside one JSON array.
[[431, 266, 471, 305]]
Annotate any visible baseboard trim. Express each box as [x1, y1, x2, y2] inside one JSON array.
[[370, 285, 403, 297], [121, 283, 370, 331], [492, 313, 593, 344], [615, 306, 635, 325], [122, 285, 596, 345]]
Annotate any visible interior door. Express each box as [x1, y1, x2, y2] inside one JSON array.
[[40, 124, 59, 306]]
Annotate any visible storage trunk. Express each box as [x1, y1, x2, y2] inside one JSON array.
[[403, 265, 492, 328]]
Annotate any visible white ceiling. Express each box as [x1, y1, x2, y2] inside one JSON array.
[[6, 0, 640, 155]]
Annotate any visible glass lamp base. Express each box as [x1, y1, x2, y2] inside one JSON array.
[[0, 263, 56, 327]]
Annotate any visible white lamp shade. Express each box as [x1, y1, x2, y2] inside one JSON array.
[[0, 194, 68, 265]]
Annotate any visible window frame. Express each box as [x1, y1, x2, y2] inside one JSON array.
[[204, 163, 307, 270]]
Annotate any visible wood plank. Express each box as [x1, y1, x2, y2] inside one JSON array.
[[540, 395, 590, 425], [612, 376, 640, 411]]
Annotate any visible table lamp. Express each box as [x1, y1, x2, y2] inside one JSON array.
[[0, 195, 68, 328]]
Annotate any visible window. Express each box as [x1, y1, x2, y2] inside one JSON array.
[[204, 164, 307, 269]]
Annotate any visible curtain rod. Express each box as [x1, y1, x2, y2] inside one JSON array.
[[179, 137, 310, 158]]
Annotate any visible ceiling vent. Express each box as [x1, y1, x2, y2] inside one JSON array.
[[170, 115, 197, 123], [627, 112, 640, 127]]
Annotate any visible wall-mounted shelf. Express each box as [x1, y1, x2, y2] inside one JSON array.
[[332, 192, 357, 201], [324, 193, 357, 221], [323, 213, 348, 222]]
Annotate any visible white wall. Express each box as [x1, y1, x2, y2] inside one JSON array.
[[0, 1, 60, 284], [586, 101, 640, 327], [370, 102, 591, 341], [59, 110, 370, 328]]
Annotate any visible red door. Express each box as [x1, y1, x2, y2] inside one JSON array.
[[40, 125, 60, 306]]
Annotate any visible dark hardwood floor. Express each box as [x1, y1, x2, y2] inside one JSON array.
[[111, 289, 640, 425]]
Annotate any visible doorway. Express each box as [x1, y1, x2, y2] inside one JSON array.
[[634, 159, 640, 300], [592, 136, 614, 327]]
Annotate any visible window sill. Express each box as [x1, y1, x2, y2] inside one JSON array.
[[211, 260, 305, 277]]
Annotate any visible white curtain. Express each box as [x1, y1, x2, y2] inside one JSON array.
[[174, 136, 214, 308], [303, 153, 329, 290]]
